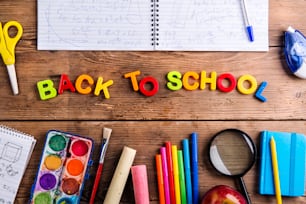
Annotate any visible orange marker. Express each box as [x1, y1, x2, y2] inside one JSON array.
[[156, 154, 166, 204]]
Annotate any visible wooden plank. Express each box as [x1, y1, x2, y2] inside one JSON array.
[[0, 0, 306, 203], [2, 121, 305, 204], [1, 47, 305, 120]]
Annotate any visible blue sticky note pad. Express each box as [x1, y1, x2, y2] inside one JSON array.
[[259, 130, 306, 196]]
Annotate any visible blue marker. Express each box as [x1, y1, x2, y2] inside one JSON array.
[[241, 0, 254, 42], [182, 139, 192, 204], [191, 133, 199, 204]]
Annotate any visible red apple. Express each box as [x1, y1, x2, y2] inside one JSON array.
[[201, 185, 247, 204]]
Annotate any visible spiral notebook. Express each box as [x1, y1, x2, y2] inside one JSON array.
[[37, 0, 268, 51], [0, 125, 36, 203]]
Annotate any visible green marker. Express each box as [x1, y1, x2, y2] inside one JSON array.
[[178, 150, 187, 204]]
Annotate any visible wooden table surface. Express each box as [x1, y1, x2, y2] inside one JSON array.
[[1, 0, 306, 203]]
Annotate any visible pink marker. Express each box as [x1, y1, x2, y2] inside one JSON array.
[[160, 147, 171, 204], [131, 165, 150, 204]]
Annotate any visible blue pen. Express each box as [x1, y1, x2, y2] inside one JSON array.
[[182, 139, 192, 204], [241, 0, 254, 42], [191, 133, 199, 204]]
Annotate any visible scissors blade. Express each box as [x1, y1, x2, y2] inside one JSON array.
[[6, 64, 19, 95]]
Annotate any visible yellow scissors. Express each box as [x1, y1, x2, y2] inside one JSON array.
[[0, 21, 23, 95]]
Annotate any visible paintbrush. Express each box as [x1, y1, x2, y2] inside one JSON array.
[[89, 127, 112, 204]]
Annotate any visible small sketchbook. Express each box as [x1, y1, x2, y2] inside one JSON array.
[[0, 125, 36, 203], [37, 0, 268, 51], [259, 130, 305, 196]]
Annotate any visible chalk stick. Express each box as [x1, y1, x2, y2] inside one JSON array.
[[131, 165, 150, 204], [103, 146, 136, 204]]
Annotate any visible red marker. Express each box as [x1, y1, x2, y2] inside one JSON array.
[[165, 141, 176, 204]]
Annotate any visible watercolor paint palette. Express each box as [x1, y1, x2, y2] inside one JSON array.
[[30, 130, 94, 204]]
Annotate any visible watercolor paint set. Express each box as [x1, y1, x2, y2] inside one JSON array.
[[29, 130, 94, 204]]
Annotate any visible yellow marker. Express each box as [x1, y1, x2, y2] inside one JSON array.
[[172, 145, 181, 204], [270, 136, 282, 204]]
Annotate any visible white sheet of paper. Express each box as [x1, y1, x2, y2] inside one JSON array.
[[37, 0, 268, 51]]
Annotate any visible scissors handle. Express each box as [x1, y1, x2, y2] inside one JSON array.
[[1, 21, 23, 64], [3, 21, 23, 52]]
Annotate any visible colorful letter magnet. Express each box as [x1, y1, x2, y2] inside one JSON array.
[[30, 130, 94, 204]]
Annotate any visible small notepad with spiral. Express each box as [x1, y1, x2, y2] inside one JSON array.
[[38, 0, 268, 51], [0, 125, 36, 203]]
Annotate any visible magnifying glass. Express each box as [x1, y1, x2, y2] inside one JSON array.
[[208, 129, 257, 204]]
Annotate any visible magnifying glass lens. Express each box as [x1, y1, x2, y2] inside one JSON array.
[[209, 129, 256, 176]]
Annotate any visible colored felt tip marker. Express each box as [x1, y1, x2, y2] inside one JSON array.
[[178, 150, 187, 204], [191, 132, 199, 204], [182, 139, 192, 204], [160, 147, 171, 204], [241, 0, 254, 42], [165, 142, 176, 204], [156, 154, 166, 204], [172, 145, 181, 204]]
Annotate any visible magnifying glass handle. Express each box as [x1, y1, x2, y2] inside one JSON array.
[[238, 177, 252, 204]]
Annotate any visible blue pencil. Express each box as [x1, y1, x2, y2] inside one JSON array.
[[182, 139, 192, 204], [191, 133, 199, 204]]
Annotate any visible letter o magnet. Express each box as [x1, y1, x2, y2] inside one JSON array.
[[139, 76, 159, 97], [217, 73, 236, 92], [237, 74, 257, 94]]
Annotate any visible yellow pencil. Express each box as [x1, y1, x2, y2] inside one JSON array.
[[270, 136, 282, 204]]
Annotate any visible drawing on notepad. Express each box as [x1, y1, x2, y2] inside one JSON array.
[[0, 142, 22, 163]]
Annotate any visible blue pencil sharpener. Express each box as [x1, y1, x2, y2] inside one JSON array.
[[284, 26, 306, 79]]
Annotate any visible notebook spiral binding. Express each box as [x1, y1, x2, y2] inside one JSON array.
[[0, 124, 34, 140], [151, 0, 159, 48]]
